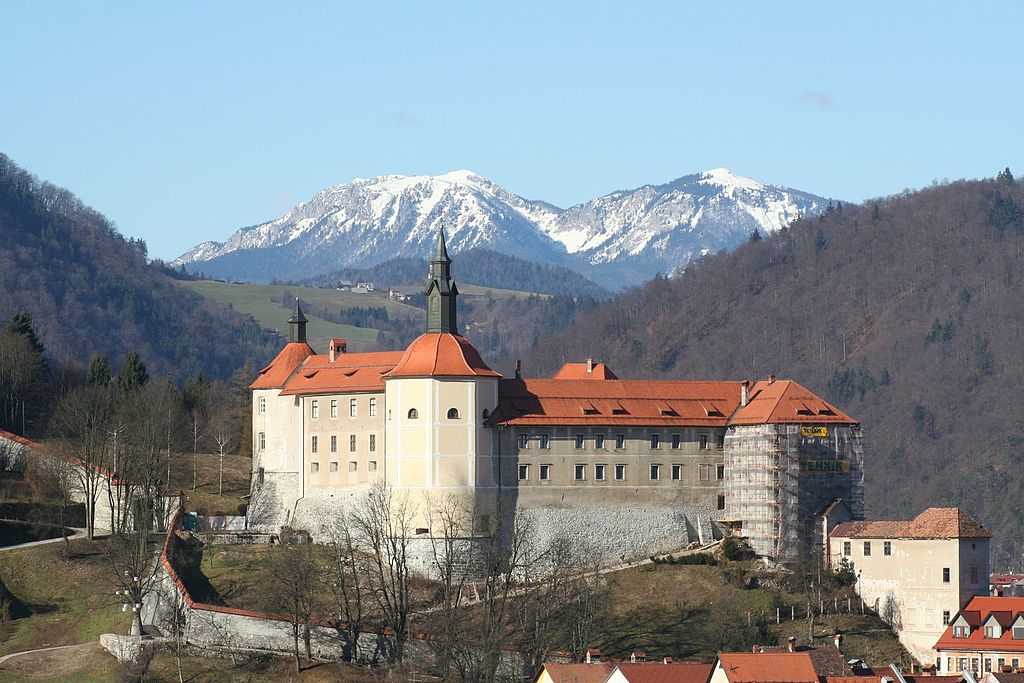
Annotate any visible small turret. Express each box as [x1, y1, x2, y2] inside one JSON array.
[[425, 229, 458, 334], [288, 298, 308, 343]]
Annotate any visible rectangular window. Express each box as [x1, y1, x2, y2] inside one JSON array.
[[943, 567, 951, 583], [671, 464, 682, 480], [947, 659, 953, 673], [350, 398, 357, 417], [330, 435, 337, 453], [650, 464, 660, 480], [650, 434, 660, 449], [311, 400, 319, 419], [574, 464, 586, 480], [1013, 658, 1020, 668], [716, 434, 725, 449], [518, 464, 529, 481], [884, 540, 892, 556], [843, 541, 851, 556], [539, 464, 551, 481], [258, 397, 266, 414], [595, 464, 606, 481], [311, 435, 318, 453], [971, 566, 979, 584], [699, 464, 712, 481], [575, 434, 584, 449], [986, 625, 994, 638], [350, 434, 356, 452], [717, 494, 725, 510], [349, 461, 357, 472], [369, 434, 376, 452], [863, 541, 871, 556], [258, 432, 265, 450], [1014, 627, 1024, 639], [671, 434, 681, 449], [716, 463, 725, 480], [699, 434, 709, 449], [998, 659, 1006, 670], [310, 462, 319, 473], [595, 434, 605, 449], [943, 611, 950, 625], [539, 435, 549, 449], [330, 461, 338, 472], [615, 464, 626, 480], [985, 659, 992, 673], [518, 434, 528, 449], [615, 433, 625, 449], [368, 460, 377, 472], [369, 397, 377, 417], [330, 399, 338, 419]]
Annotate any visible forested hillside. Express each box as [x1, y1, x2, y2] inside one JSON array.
[[0, 154, 277, 383], [306, 247, 610, 299], [524, 171, 1024, 568]]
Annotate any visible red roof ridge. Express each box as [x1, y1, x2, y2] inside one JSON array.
[[832, 507, 990, 540]]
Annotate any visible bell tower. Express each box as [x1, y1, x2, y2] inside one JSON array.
[[425, 229, 458, 334]]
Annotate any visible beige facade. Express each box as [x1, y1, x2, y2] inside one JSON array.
[[830, 513, 990, 664]]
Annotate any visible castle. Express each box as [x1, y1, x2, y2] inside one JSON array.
[[249, 231, 865, 564]]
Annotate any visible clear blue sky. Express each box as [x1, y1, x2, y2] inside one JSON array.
[[3, 2, 1022, 260]]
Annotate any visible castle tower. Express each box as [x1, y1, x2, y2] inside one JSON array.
[[384, 230, 500, 531]]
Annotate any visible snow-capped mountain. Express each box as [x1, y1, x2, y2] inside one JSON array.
[[175, 168, 832, 287]]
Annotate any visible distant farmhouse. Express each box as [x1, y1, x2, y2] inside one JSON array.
[[248, 231, 865, 565]]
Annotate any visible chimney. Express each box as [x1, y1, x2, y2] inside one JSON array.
[[630, 651, 646, 663], [740, 380, 751, 407], [329, 338, 348, 362], [586, 358, 594, 373], [767, 374, 776, 385], [833, 631, 844, 652], [515, 360, 522, 380], [787, 636, 797, 653], [585, 649, 601, 664]]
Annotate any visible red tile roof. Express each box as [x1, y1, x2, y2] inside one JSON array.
[[935, 597, 1024, 653], [489, 379, 741, 427], [384, 333, 501, 379], [831, 508, 991, 540], [539, 662, 615, 683], [614, 661, 711, 683], [278, 351, 405, 396], [553, 362, 619, 380], [251, 342, 316, 389], [729, 380, 855, 426], [716, 652, 818, 683]]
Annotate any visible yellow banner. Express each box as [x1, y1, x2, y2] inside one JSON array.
[[800, 460, 850, 474], [800, 426, 829, 437]]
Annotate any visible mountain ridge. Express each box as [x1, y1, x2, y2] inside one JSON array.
[[174, 168, 833, 287]]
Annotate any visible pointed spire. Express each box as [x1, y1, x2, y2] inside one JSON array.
[[434, 227, 451, 263], [288, 297, 308, 343]]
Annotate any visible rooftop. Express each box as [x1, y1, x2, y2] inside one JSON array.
[[831, 508, 991, 540], [935, 596, 1024, 653], [715, 652, 819, 683]]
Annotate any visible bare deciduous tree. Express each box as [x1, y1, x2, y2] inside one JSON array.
[[32, 454, 78, 554], [264, 543, 322, 673], [350, 480, 415, 663], [208, 410, 236, 497], [325, 512, 367, 663]]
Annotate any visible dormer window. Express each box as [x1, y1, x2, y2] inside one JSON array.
[[954, 625, 970, 638]]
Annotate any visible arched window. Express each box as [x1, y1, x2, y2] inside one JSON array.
[[482, 408, 490, 420], [447, 408, 460, 420], [407, 408, 418, 419]]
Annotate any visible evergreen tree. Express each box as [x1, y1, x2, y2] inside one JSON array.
[[118, 352, 149, 392], [871, 203, 881, 222], [749, 228, 763, 242], [998, 167, 1015, 185], [5, 312, 46, 361], [87, 354, 112, 386]]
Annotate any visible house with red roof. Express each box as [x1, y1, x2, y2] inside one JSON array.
[[830, 508, 991, 665], [934, 596, 1024, 675], [248, 230, 863, 565]]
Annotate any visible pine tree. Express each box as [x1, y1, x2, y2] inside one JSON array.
[[749, 228, 763, 242], [5, 312, 46, 362], [997, 167, 1015, 185], [87, 354, 112, 386], [118, 352, 149, 392], [871, 203, 881, 223]]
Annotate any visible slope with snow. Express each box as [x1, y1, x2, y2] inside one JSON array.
[[174, 168, 832, 287]]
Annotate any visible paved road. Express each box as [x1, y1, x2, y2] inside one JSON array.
[[0, 642, 87, 665], [0, 528, 86, 552]]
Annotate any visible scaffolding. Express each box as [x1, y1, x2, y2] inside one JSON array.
[[724, 423, 865, 563]]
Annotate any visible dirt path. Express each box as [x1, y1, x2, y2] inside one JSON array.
[[0, 641, 109, 679], [0, 528, 86, 553]]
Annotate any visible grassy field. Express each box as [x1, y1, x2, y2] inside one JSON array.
[[177, 280, 422, 352], [0, 538, 129, 657]]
